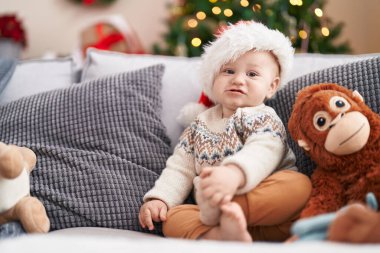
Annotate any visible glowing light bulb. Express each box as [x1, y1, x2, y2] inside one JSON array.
[[321, 27, 330, 36], [212, 6, 222, 15], [252, 4, 261, 12], [290, 0, 303, 6], [209, 0, 218, 3], [188, 19, 198, 28], [191, 37, 202, 47], [299, 30, 308, 39], [315, 8, 323, 17], [196, 11, 206, 20], [224, 9, 233, 17], [240, 0, 249, 7]]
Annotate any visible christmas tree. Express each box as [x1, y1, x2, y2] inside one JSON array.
[[153, 0, 351, 57]]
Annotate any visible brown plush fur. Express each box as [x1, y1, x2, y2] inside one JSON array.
[[288, 83, 380, 218], [0, 143, 50, 233]]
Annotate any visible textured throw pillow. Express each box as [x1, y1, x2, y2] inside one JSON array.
[[267, 56, 380, 176], [0, 64, 171, 234]]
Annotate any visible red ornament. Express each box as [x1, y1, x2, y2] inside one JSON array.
[[82, 0, 95, 5], [0, 14, 27, 48]]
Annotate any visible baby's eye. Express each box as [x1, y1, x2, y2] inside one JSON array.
[[247, 71, 257, 77], [222, 69, 234, 74]]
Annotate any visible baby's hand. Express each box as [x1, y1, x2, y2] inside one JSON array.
[[199, 164, 245, 207], [139, 199, 168, 230]]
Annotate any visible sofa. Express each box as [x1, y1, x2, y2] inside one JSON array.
[[0, 48, 379, 252]]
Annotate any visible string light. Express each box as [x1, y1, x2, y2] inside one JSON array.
[[240, 0, 249, 7], [224, 9, 233, 17], [314, 8, 323, 17], [187, 19, 198, 28], [191, 37, 202, 47], [212, 6, 222, 15], [321, 27, 330, 36], [290, 0, 303, 6], [196, 11, 206, 20], [209, 0, 218, 3], [299, 30, 308, 39], [252, 4, 261, 12]]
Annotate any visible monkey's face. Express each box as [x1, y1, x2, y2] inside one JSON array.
[[302, 90, 370, 156]]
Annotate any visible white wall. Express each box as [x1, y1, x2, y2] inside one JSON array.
[[325, 0, 380, 54], [0, 0, 175, 59], [1, 0, 379, 59]]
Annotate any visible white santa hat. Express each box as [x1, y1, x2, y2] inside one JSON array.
[[177, 21, 295, 127]]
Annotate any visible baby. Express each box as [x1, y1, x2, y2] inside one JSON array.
[[139, 21, 311, 242]]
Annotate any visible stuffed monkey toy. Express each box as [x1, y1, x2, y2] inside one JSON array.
[[0, 142, 50, 233], [288, 83, 380, 243]]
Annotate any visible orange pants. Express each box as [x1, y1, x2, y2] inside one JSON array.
[[163, 170, 311, 241]]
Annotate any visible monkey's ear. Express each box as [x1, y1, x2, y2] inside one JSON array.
[[352, 90, 364, 102], [298, 139, 311, 151]]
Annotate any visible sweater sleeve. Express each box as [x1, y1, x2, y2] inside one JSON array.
[[221, 108, 287, 194], [143, 126, 196, 208]]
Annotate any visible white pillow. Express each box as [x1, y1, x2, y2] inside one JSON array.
[[286, 53, 380, 84], [0, 58, 74, 106], [82, 48, 202, 150]]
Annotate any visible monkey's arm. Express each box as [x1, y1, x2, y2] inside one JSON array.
[[301, 168, 345, 218]]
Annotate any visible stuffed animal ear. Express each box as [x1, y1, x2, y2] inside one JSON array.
[[352, 90, 364, 102], [298, 139, 311, 151]]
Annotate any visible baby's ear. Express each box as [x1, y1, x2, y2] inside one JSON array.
[[267, 77, 280, 99]]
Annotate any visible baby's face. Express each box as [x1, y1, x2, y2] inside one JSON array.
[[212, 50, 280, 117]]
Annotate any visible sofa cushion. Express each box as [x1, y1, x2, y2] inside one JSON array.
[[0, 58, 17, 95], [0, 58, 74, 106], [285, 53, 380, 83], [0, 64, 171, 234], [267, 56, 380, 176]]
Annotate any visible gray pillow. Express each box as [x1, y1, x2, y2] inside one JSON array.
[[0, 64, 171, 234], [267, 56, 380, 176]]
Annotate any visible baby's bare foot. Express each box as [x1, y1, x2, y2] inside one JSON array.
[[194, 177, 220, 226], [219, 202, 252, 242]]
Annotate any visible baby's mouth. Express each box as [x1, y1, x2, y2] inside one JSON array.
[[227, 89, 245, 94]]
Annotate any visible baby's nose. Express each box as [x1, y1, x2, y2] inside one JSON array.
[[232, 73, 245, 85]]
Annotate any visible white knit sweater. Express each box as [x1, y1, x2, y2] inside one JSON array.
[[144, 104, 297, 208]]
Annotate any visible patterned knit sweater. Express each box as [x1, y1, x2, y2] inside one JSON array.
[[144, 104, 297, 208]]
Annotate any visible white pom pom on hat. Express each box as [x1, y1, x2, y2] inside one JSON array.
[[177, 91, 214, 127], [177, 20, 295, 127]]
